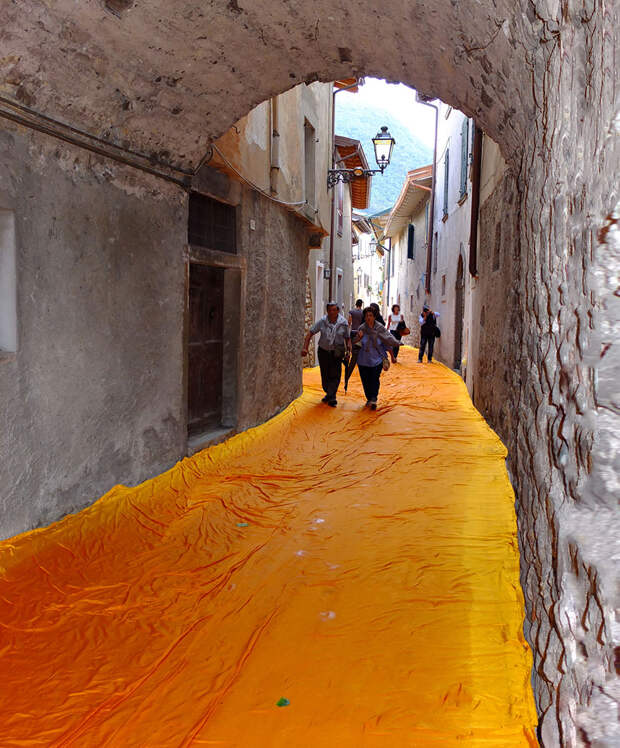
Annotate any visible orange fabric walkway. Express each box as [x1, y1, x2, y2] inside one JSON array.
[[0, 348, 537, 746]]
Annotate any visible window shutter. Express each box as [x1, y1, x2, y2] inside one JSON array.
[[407, 224, 415, 259], [460, 118, 469, 198], [443, 149, 449, 217]]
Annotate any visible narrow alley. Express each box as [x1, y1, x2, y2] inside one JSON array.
[[0, 348, 537, 745]]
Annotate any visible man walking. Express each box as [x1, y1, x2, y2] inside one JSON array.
[[347, 298, 364, 341], [302, 302, 351, 407], [418, 304, 440, 363]]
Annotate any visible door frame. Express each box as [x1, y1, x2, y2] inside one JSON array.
[[314, 260, 324, 361], [184, 246, 246, 452]]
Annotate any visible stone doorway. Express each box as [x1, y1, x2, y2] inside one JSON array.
[[187, 263, 225, 436]]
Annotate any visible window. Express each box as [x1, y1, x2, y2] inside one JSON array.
[[407, 224, 415, 259], [433, 232, 438, 274], [493, 222, 501, 271], [441, 274, 446, 296], [459, 118, 469, 199], [188, 193, 236, 253], [337, 181, 344, 236], [0, 210, 17, 353], [443, 149, 450, 218], [304, 120, 316, 207], [336, 268, 344, 308], [410, 294, 414, 312]]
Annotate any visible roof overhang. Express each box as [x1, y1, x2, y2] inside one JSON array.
[[334, 78, 362, 93], [384, 164, 433, 237], [334, 135, 371, 210]]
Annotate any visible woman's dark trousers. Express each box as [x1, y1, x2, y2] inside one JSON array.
[[418, 335, 435, 362], [317, 347, 343, 402], [391, 330, 402, 359], [358, 364, 382, 402]]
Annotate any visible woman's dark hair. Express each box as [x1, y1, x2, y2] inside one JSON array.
[[355, 299, 363, 307], [391, 304, 400, 313], [362, 306, 376, 320], [369, 302, 380, 312]]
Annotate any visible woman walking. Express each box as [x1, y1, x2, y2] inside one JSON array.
[[387, 303, 406, 362], [355, 306, 399, 409]]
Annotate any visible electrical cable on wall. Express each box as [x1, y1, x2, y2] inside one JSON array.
[[208, 144, 308, 208]]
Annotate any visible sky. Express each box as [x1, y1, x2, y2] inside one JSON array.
[[337, 78, 437, 150]]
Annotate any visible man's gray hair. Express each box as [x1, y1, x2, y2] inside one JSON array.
[[326, 300, 339, 309]]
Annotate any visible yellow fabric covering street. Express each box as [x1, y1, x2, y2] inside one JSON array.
[[0, 348, 537, 746]]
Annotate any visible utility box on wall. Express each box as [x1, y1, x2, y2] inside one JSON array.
[[0, 209, 17, 354]]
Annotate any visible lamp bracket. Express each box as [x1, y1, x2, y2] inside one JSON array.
[[327, 167, 385, 189]]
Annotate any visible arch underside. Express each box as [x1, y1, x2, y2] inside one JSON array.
[[2, 0, 535, 167]]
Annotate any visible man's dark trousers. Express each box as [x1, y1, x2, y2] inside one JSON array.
[[317, 346, 343, 402], [418, 335, 435, 362]]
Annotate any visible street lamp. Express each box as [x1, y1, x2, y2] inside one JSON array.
[[372, 126, 396, 172], [327, 126, 396, 188]]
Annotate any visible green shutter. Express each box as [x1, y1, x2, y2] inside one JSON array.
[[460, 119, 469, 198]]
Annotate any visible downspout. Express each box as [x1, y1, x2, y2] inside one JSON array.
[[270, 96, 280, 195], [329, 80, 360, 300], [415, 93, 438, 295], [468, 127, 483, 277]]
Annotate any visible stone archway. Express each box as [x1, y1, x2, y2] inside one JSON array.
[[1, 2, 617, 744]]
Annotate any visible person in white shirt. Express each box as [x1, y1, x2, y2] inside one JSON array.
[[387, 304, 407, 362], [301, 302, 351, 407]]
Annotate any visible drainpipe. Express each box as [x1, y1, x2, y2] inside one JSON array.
[[415, 93, 438, 295], [329, 80, 360, 300], [270, 96, 280, 194], [468, 126, 483, 277]]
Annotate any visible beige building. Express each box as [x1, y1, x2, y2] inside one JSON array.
[[305, 107, 371, 363], [188, 81, 340, 448], [382, 165, 432, 341], [428, 104, 507, 393], [382, 104, 507, 401]]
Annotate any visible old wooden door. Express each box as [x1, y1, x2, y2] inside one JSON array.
[[188, 264, 224, 435]]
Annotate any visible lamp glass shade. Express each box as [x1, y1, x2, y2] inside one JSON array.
[[372, 126, 395, 168]]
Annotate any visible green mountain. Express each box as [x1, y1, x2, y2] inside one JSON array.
[[335, 97, 432, 215]]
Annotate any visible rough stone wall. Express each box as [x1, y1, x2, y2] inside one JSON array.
[[508, 4, 619, 744], [0, 131, 311, 540], [235, 186, 307, 428], [470, 5, 619, 745], [304, 274, 316, 367], [473, 171, 521, 441], [0, 124, 187, 540]]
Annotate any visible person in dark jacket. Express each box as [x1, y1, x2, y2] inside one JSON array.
[[347, 299, 364, 341], [418, 304, 440, 363]]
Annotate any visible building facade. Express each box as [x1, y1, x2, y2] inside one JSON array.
[[383, 105, 507, 403], [382, 166, 432, 343], [305, 124, 371, 363], [0, 81, 338, 539]]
